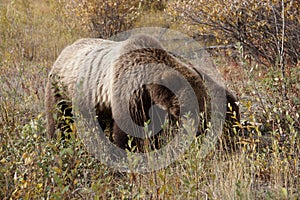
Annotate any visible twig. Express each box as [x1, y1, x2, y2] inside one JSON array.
[[280, 0, 287, 99]]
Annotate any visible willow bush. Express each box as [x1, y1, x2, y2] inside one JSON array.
[[167, 0, 300, 67]]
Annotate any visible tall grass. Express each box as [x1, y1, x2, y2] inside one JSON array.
[[0, 0, 299, 199]]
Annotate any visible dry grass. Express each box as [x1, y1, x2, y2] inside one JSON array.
[[0, 1, 299, 199]]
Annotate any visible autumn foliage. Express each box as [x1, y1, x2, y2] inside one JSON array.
[[167, 0, 300, 66], [0, 0, 299, 199]]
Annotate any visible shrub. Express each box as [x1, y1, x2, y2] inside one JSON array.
[[62, 0, 143, 38], [167, 0, 300, 67]]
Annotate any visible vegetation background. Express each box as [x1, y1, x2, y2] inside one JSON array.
[[0, 0, 299, 199]]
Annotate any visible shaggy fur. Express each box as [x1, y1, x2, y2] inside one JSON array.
[[45, 34, 238, 151]]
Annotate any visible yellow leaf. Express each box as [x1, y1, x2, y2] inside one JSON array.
[[24, 156, 33, 165], [281, 187, 288, 198], [0, 158, 7, 163], [52, 166, 62, 175], [21, 180, 29, 188], [37, 183, 43, 189], [22, 152, 28, 159]]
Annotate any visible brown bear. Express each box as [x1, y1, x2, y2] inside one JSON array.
[[45, 34, 239, 151]]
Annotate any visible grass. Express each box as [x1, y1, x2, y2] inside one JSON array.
[[0, 0, 299, 199]]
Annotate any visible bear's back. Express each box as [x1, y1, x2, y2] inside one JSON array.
[[49, 35, 171, 111]]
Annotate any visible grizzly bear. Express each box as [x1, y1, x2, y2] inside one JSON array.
[[45, 34, 239, 151]]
